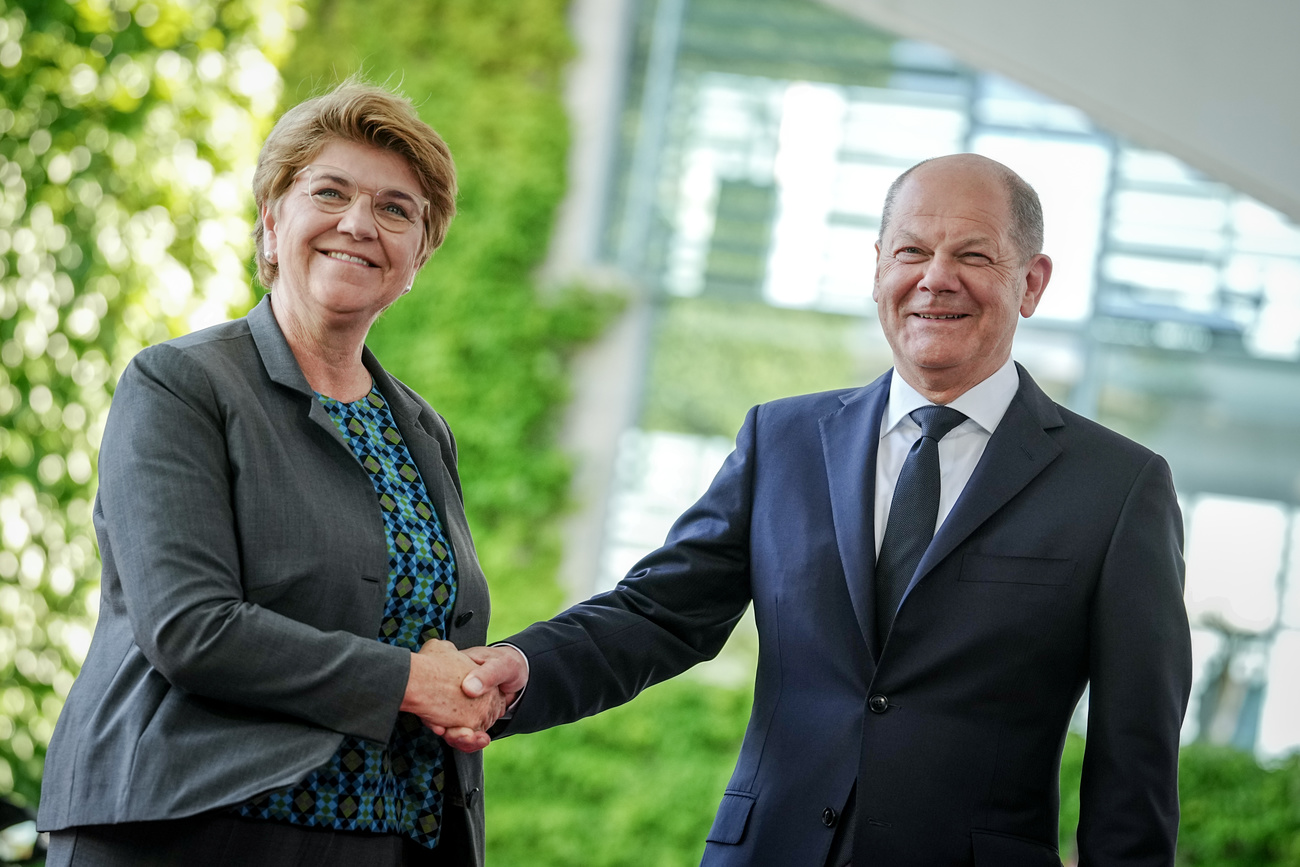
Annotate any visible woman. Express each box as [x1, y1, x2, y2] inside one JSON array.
[[38, 80, 504, 866]]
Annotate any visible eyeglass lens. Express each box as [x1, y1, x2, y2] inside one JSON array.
[[302, 166, 425, 232]]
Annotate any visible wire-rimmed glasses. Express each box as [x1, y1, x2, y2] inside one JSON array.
[[295, 165, 429, 233]]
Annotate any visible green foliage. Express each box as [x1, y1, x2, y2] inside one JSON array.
[[1176, 744, 1300, 866], [1059, 731, 1084, 856], [485, 677, 752, 866], [1059, 735, 1300, 866], [641, 296, 879, 437], [0, 0, 299, 808], [280, 0, 619, 638]]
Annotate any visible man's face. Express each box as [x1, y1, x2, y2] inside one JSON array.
[[872, 157, 1051, 398]]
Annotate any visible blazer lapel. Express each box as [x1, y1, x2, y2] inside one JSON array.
[[245, 293, 355, 447], [248, 294, 309, 395], [901, 365, 1064, 605], [367, 359, 484, 609], [819, 371, 891, 657], [247, 294, 463, 538], [367, 361, 461, 552], [249, 295, 487, 637]]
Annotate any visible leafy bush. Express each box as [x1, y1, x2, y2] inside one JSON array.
[[1177, 744, 1300, 866], [280, 0, 618, 638], [0, 0, 299, 808], [640, 296, 882, 438], [1059, 734, 1300, 866], [487, 677, 752, 866]]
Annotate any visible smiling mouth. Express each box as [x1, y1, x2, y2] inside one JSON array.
[[324, 250, 377, 268], [914, 313, 967, 320]]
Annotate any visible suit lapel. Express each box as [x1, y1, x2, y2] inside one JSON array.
[[900, 365, 1064, 606], [820, 371, 891, 658]]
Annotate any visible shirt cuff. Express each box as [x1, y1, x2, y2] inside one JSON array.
[[491, 642, 529, 717]]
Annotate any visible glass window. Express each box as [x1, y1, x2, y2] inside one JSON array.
[[975, 74, 1093, 134], [1111, 190, 1229, 252], [973, 133, 1111, 322], [1185, 495, 1286, 634], [1259, 631, 1300, 757], [602, 0, 1300, 757]]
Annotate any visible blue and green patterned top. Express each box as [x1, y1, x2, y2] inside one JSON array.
[[238, 386, 458, 849]]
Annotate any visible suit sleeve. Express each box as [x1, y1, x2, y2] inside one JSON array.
[[500, 407, 762, 733], [1078, 453, 1193, 865], [97, 345, 409, 743]]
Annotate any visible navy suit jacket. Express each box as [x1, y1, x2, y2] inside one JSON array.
[[501, 366, 1192, 866]]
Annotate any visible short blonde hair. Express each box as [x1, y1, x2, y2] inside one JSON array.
[[252, 78, 457, 288]]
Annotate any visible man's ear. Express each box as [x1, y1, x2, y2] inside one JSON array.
[[1019, 253, 1052, 318]]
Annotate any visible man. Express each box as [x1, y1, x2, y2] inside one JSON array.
[[459, 154, 1193, 865]]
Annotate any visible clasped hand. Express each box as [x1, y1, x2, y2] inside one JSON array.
[[401, 641, 529, 753]]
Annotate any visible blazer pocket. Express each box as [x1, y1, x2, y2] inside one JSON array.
[[959, 553, 1074, 586], [971, 829, 1062, 866], [705, 791, 757, 845]]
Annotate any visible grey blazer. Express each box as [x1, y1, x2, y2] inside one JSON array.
[[38, 294, 490, 866]]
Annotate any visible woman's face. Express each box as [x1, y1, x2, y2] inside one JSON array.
[[262, 138, 426, 332]]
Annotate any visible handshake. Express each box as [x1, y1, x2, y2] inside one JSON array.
[[400, 641, 530, 753]]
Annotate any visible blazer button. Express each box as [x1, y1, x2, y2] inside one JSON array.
[[822, 807, 838, 828], [454, 611, 474, 628], [868, 694, 890, 714]]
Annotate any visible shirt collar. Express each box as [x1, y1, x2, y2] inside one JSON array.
[[883, 357, 1020, 438]]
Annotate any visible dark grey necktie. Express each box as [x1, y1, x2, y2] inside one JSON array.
[[874, 405, 967, 651]]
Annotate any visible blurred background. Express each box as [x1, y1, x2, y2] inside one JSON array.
[[2, 0, 1299, 863]]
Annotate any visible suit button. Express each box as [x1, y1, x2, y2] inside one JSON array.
[[868, 694, 889, 714], [822, 807, 838, 828], [454, 611, 474, 628]]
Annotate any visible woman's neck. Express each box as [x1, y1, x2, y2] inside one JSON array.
[[270, 293, 374, 402]]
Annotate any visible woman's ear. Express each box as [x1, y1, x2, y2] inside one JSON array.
[[261, 203, 278, 263]]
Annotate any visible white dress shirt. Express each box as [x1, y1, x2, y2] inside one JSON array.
[[873, 358, 1021, 558]]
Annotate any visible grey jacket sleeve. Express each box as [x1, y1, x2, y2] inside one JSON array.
[[97, 344, 410, 743]]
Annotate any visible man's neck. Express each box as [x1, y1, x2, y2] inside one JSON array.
[[894, 357, 1010, 405], [887, 359, 1020, 440]]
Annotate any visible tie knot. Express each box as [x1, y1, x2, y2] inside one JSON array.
[[909, 405, 967, 441]]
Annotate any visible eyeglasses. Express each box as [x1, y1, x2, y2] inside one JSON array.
[[295, 165, 429, 233]]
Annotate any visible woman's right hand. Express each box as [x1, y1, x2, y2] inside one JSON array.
[[400, 640, 510, 746]]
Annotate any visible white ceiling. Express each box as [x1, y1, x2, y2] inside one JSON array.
[[816, 0, 1300, 222]]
